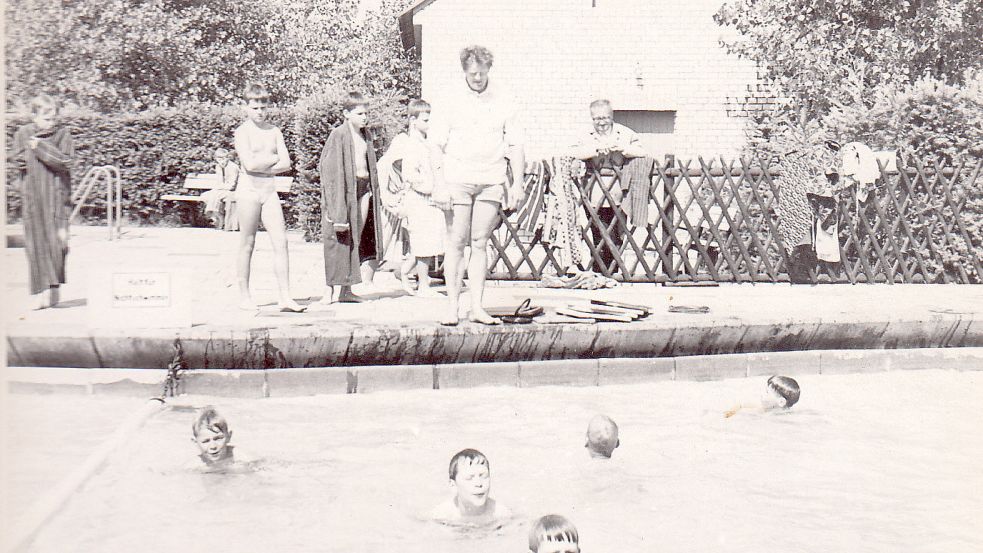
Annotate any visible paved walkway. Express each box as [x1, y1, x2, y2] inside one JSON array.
[[4, 225, 982, 368]]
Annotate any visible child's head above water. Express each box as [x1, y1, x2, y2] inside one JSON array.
[[585, 414, 619, 459], [192, 406, 233, 464], [765, 375, 801, 409], [529, 514, 580, 553], [447, 448, 492, 513]]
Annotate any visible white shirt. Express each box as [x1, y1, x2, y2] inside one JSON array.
[[429, 80, 524, 185]]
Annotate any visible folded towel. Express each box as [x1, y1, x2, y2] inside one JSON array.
[[623, 157, 656, 227]]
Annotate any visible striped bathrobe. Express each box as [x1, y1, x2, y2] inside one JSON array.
[[8, 124, 74, 294]]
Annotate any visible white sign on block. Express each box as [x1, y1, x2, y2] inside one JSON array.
[[88, 268, 193, 329], [111, 273, 172, 308]]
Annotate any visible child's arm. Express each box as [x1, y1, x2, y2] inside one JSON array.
[[32, 129, 74, 173], [318, 131, 350, 229], [724, 401, 764, 418], [234, 127, 278, 173], [269, 128, 291, 175]]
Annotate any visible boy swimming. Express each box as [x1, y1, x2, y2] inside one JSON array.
[[585, 414, 619, 459], [725, 375, 801, 417], [430, 448, 511, 523], [191, 406, 235, 467], [528, 514, 581, 553]]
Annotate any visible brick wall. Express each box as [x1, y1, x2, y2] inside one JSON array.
[[414, 0, 759, 160]]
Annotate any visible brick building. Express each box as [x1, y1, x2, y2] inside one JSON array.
[[398, 0, 762, 160]]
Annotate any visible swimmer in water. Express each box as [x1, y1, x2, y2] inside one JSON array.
[[191, 406, 235, 467], [585, 414, 620, 459], [430, 448, 511, 524], [725, 375, 801, 417], [233, 83, 305, 313], [528, 514, 581, 553]]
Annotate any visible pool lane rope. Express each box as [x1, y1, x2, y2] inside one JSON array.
[[5, 398, 168, 553]]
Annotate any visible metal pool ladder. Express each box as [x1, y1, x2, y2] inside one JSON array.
[[71, 165, 122, 240]]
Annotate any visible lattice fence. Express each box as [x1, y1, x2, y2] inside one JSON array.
[[488, 157, 983, 284]]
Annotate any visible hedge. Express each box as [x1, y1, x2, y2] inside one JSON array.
[[5, 88, 407, 235]]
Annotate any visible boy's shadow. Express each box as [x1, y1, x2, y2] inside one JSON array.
[[53, 298, 87, 308]]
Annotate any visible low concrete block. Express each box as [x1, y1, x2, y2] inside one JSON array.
[[91, 335, 178, 369], [179, 370, 267, 398], [437, 362, 519, 389], [820, 349, 893, 375], [8, 335, 103, 368], [92, 378, 165, 397], [675, 353, 747, 381], [869, 347, 983, 371], [355, 364, 434, 393], [519, 359, 599, 387], [265, 367, 352, 396], [598, 357, 674, 385], [746, 351, 822, 377], [7, 381, 89, 395]]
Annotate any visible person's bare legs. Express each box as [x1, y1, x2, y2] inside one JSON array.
[[358, 193, 377, 290], [416, 257, 441, 297], [49, 285, 60, 307], [400, 253, 416, 295], [260, 198, 304, 312], [441, 203, 472, 325], [236, 196, 262, 309], [466, 200, 501, 324]]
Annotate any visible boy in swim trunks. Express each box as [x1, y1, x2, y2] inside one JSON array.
[[233, 83, 305, 312]]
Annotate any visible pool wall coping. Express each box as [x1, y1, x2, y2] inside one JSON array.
[[6, 347, 982, 398]]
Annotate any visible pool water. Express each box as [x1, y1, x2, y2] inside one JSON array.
[[10, 369, 983, 553]]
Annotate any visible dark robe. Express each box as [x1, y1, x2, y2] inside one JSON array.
[[8, 124, 74, 294], [318, 122, 382, 285]]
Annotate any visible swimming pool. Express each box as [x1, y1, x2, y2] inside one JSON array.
[[8, 369, 982, 553]]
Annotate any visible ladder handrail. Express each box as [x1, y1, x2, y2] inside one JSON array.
[[71, 165, 122, 240]]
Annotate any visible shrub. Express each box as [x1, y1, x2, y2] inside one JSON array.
[[6, 88, 407, 234]]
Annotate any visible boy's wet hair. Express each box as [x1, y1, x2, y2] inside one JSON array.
[[407, 99, 431, 119], [528, 514, 579, 552], [29, 94, 59, 114], [448, 448, 488, 480], [767, 375, 801, 408], [192, 406, 230, 438], [586, 414, 619, 458], [343, 92, 369, 112], [243, 83, 270, 101], [214, 147, 230, 157], [460, 45, 494, 69]]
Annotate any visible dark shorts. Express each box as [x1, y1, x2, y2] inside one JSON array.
[[356, 176, 371, 199]]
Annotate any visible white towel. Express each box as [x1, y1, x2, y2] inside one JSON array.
[[840, 142, 879, 202], [814, 219, 840, 262]]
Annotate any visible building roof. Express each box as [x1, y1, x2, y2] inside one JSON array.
[[398, 0, 439, 52]]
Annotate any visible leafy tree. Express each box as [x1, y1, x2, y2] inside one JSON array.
[[715, 0, 983, 118], [4, 0, 420, 111], [264, 0, 420, 100], [5, 0, 279, 110]]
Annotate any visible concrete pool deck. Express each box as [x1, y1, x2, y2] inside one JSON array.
[[4, 225, 983, 372]]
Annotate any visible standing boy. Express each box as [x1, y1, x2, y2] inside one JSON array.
[[318, 92, 383, 304]]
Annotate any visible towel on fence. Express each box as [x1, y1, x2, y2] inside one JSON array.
[[541, 157, 590, 272], [839, 141, 878, 202], [515, 159, 549, 234], [623, 156, 656, 227]]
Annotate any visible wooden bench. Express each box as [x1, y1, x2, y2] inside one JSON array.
[[161, 174, 293, 230]]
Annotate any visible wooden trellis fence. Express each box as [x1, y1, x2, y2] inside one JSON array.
[[488, 156, 982, 284]]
